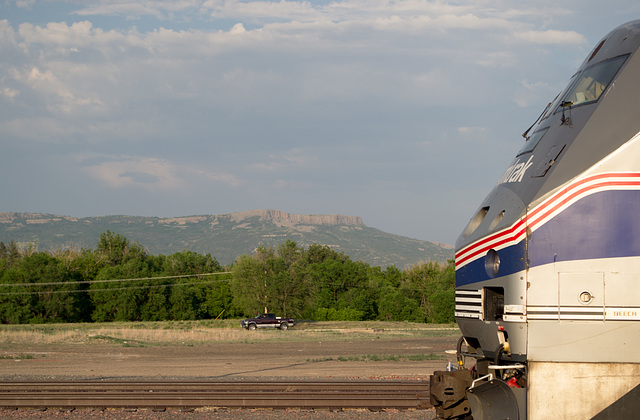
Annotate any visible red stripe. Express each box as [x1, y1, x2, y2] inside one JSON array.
[[455, 218, 525, 261], [528, 179, 640, 230], [527, 172, 640, 223], [455, 173, 640, 268], [455, 225, 527, 267]]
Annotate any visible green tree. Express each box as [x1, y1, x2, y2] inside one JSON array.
[[96, 230, 146, 266], [90, 253, 154, 322], [425, 260, 455, 323], [139, 254, 171, 321], [402, 260, 455, 323], [0, 242, 7, 260], [0, 230, 457, 324], [7, 240, 20, 267], [0, 264, 33, 323], [202, 280, 234, 319], [231, 242, 311, 318], [53, 248, 104, 320], [0, 253, 85, 323], [377, 287, 424, 322], [140, 285, 170, 321], [21, 253, 84, 323], [54, 248, 105, 280], [307, 249, 378, 320], [90, 232, 157, 321], [168, 283, 203, 320], [161, 250, 224, 320], [162, 250, 221, 275], [231, 247, 273, 316], [268, 241, 310, 317]]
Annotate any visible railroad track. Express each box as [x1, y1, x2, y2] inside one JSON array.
[[0, 380, 432, 410]]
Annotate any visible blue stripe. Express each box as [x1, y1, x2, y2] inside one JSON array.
[[456, 190, 640, 287], [456, 241, 526, 287], [529, 189, 640, 266]]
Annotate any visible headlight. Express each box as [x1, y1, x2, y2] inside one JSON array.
[[484, 249, 500, 278]]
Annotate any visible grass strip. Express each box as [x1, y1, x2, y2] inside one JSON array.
[[307, 353, 445, 363]]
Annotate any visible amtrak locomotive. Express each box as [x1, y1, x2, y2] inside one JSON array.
[[431, 20, 640, 419]]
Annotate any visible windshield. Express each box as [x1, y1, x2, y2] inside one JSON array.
[[517, 127, 549, 156], [561, 55, 628, 108], [541, 76, 577, 121]]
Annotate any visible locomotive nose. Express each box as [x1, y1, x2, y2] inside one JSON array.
[[455, 185, 528, 288]]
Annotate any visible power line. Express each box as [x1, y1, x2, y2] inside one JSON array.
[[0, 278, 230, 296], [0, 272, 231, 288]]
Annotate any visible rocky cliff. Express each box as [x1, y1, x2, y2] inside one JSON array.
[[225, 209, 363, 227], [0, 210, 363, 228], [0, 210, 452, 267]]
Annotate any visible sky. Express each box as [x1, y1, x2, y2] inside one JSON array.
[[1, 1, 639, 246]]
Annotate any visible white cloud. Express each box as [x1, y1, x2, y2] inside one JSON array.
[[203, 0, 318, 20], [458, 126, 487, 135], [73, 0, 203, 19], [0, 19, 17, 47], [476, 51, 517, 68], [0, 5, 593, 131], [82, 156, 183, 190], [191, 168, 243, 187], [229, 22, 246, 34], [248, 149, 317, 173], [79, 155, 244, 191], [16, 0, 36, 10], [17, 21, 125, 49], [0, 117, 77, 143], [513, 80, 557, 108], [1, 0, 628, 244], [513, 29, 586, 45], [10, 66, 106, 115], [271, 179, 312, 190], [1, 87, 19, 101]]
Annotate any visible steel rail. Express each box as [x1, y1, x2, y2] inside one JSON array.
[[0, 380, 432, 410]]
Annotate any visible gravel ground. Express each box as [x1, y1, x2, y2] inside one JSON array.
[[0, 329, 457, 419], [0, 407, 437, 419]]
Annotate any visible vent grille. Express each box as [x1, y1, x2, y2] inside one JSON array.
[[455, 289, 482, 319]]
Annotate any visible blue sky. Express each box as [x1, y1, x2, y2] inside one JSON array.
[[1, 1, 639, 246]]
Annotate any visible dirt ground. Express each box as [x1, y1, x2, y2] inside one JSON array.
[[0, 335, 459, 381], [0, 328, 460, 419]]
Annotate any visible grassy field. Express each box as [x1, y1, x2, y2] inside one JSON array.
[[0, 320, 459, 347]]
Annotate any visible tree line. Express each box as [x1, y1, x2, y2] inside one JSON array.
[[0, 232, 454, 324]]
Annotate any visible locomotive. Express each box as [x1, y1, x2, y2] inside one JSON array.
[[431, 20, 640, 419]]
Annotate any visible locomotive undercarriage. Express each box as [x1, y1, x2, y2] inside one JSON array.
[[433, 258, 640, 419], [430, 334, 527, 420]]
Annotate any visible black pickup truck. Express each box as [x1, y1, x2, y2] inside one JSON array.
[[240, 313, 295, 330]]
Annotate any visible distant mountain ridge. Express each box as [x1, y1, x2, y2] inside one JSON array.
[[175, 209, 364, 227], [0, 210, 453, 268]]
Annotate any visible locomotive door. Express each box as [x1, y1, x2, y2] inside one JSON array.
[[557, 272, 605, 321]]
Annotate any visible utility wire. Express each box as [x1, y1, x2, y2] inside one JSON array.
[[0, 278, 230, 296], [0, 272, 231, 288]]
